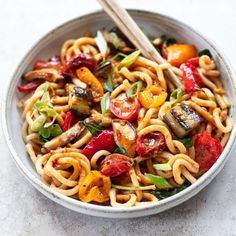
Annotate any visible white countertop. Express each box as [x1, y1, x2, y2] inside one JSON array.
[[1, 0, 236, 235]]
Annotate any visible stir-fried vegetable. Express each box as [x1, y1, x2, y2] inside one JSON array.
[[79, 171, 111, 203], [95, 30, 108, 55], [163, 43, 198, 67], [17, 81, 42, 92], [136, 132, 166, 158], [118, 50, 140, 70], [163, 104, 202, 138], [153, 163, 172, 171], [112, 120, 137, 158], [145, 174, 173, 189], [39, 124, 62, 142], [76, 67, 104, 102], [104, 75, 114, 92], [126, 81, 143, 98], [81, 129, 116, 159], [83, 121, 104, 136], [198, 49, 212, 58], [101, 92, 111, 114], [138, 84, 167, 109], [62, 111, 76, 132], [110, 93, 140, 121], [100, 154, 133, 177], [170, 87, 185, 104], [114, 146, 128, 156], [112, 184, 156, 191], [180, 137, 193, 148]]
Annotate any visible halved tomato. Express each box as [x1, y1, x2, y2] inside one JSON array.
[[100, 154, 133, 177], [110, 93, 140, 121]]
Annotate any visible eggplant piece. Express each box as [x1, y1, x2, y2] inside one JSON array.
[[43, 122, 84, 151], [163, 104, 202, 138], [94, 61, 112, 79], [67, 84, 93, 116], [112, 119, 137, 158]]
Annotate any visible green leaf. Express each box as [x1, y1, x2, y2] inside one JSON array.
[[198, 49, 212, 58], [153, 163, 172, 171], [108, 52, 127, 62], [112, 184, 156, 191], [153, 181, 191, 199], [31, 114, 47, 131], [95, 30, 108, 55], [83, 121, 104, 136], [118, 50, 141, 70], [110, 32, 120, 49], [50, 124, 62, 137], [101, 92, 110, 114], [164, 38, 177, 46], [114, 147, 128, 156], [180, 137, 193, 148], [145, 173, 173, 189], [126, 81, 143, 98], [104, 75, 114, 92], [170, 87, 185, 104]]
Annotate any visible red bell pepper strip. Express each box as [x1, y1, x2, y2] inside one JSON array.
[[81, 129, 116, 159], [187, 57, 200, 67], [17, 81, 42, 92], [180, 61, 203, 94], [62, 111, 76, 132]]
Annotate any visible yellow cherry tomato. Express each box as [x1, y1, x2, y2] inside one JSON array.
[[76, 67, 104, 102], [138, 85, 167, 109], [78, 171, 111, 203], [163, 44, 197, 67]]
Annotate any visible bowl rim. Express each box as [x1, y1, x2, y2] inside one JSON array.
[[2, 9, 236, 215]]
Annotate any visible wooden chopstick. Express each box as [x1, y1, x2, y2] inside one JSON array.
[[97, 0, 182, 88]]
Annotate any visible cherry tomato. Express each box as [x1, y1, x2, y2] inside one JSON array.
[[163, 44, 198, 67], [110, 93, 140, 121], [194, 131, 223, 174], [136, 132, 166, 158], [100, 154, 133, 177]]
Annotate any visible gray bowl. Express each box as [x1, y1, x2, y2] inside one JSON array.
[[2, 10, 236, 218]]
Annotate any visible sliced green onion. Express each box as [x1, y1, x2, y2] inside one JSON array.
[[33, 101, 48, 111], [114, 147, 128, 156], [44, 116, 56, 128], [50, 124, 62, 137], [101, 92, 110, 114], [170, 87, 185, 104], [153, 163, 172, 171], [95, 30, 108, 55], [118, 50, 141, 70], [83, 121, 104, 136], [126, 81, 143, 98], [145, 173, 173, 189], [104, 75, 114, 92], [39, 126, 51, 139], [164, 38, 177, 46], [112, 184, 156, 191], [180, 137, 193, 148], [31, 114, 46, 131], [110, 32, 120, 49], [108, 52, 127, 62], [198, 49, 212, 58], [41, 91, 51, 103], [43, 82, 51, 92], [34, 101, 56, 117]]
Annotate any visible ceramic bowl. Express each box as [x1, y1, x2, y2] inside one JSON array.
[[2, 10, 236, 218]]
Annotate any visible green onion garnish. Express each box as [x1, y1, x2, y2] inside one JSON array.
[[112, 184, 156, 191], [31, 114, 47, 132], [118, 50, 141, 70], [95, 30, 108, 55], [104, 75, 114, 92], [153, 163, 172, 171], [170, 87, 185, 104], [110, 32, 120, 49], [126, 81, 143, 98], [101, 92, 110, 114], [145, 173, 173, 189]]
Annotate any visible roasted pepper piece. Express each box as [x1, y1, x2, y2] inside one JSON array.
[[138, 85, 167, 109], [163, 44, 198, 67], [76, 67, 104, 102], [81, 129, 116, 159], [79, 171, 111, 203]]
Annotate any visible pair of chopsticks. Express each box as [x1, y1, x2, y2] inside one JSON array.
[[97, 0, 182, 88]]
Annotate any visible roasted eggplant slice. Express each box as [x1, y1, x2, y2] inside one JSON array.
[[67, 84, 93, 116], [163, 104, 202, 138], [43, 122, 84, 151], [112, 119, 137, 158]]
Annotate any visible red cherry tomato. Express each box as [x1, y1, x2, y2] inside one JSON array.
[[100, 154, 133, 177], [136, 132, 166, 158], [194, 131, 223, 174], [110, 93, 140, 121]]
